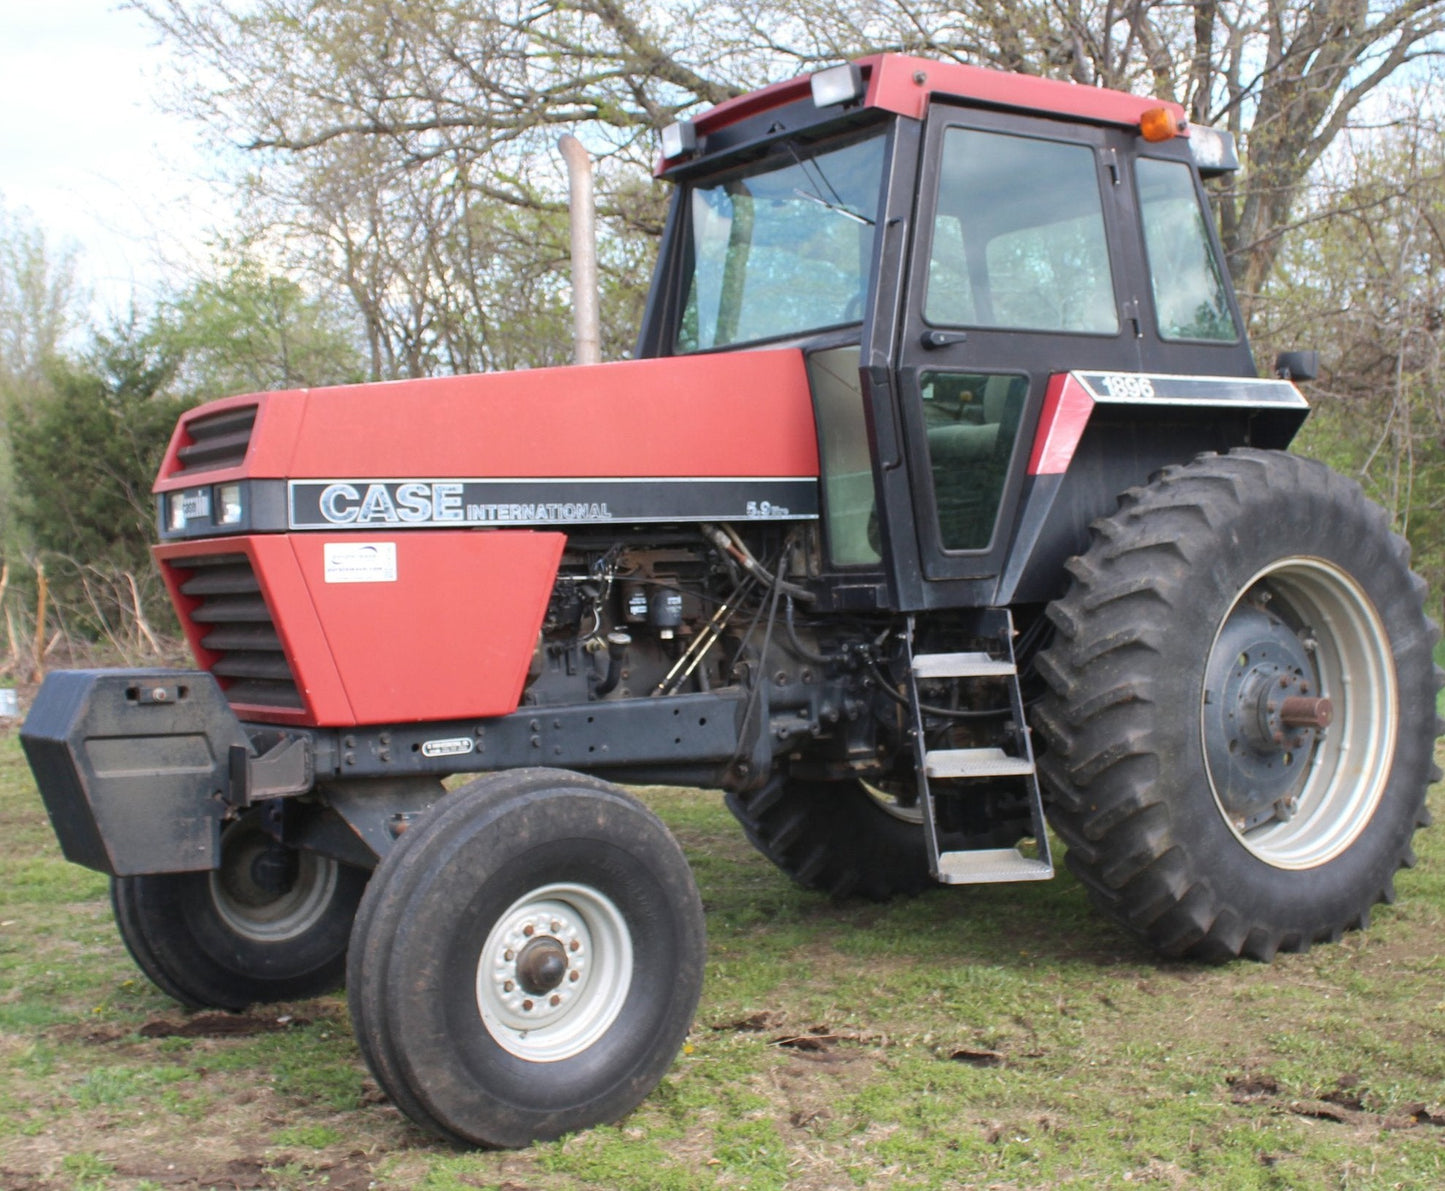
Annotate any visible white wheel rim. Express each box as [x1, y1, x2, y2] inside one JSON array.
[[209, 819, 340, 942], [476, 882, 633, 1063], [1202, 557, 1398, 869]]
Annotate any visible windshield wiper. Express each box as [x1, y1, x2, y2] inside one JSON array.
[[791, 188, 874, 225], [785, 142, 876, 226]]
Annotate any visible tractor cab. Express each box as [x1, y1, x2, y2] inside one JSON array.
[[643, 55, 1274, 611]]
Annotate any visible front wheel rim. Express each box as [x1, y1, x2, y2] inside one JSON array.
[[1202, 557, 1398, 869], [476, 882, 633, 1063]]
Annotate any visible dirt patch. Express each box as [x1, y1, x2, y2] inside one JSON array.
[[948, 1047, 1006, 1067], [107, 1154, 375, 1190], [1285, 1099, 1445, 1131], [0, 1168, 52, 1191], [137, 1013, 309, 1039], [1227, 1071, 1445, 1134], [710, 1009, 784, 1032], [1227, 1071, 1281, 1102]]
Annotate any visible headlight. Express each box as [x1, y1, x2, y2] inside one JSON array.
[[216, 483, 244, 525], [810, 63, 865, 109], [660, 120, 697, 161], [168, 493, 188, 532], [1189, 124, 1240, 175]]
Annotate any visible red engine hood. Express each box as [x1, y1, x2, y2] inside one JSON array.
[[155, 349, 821, 488]]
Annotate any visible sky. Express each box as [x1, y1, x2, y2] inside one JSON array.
[[0, 0, 227, 317]]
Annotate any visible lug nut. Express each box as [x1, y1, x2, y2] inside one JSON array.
[[522, 999, 534, 1011], [550, 995, 561, 1007]]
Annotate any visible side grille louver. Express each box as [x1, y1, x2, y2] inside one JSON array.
[[178, 555, 302, 710], [174, 406, 257, 476]]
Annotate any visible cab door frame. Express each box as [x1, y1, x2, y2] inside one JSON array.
[[862, 102, 1150, 611]]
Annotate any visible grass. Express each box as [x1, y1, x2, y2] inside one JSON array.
[[2, 726, 1443, 1190], [1437, 636, 1445, 718]]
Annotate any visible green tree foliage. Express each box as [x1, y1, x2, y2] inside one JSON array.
[[155, 254, 365, 397], [9, 320, 192, 632], [1267, 116, 1445, 592], [0, 201, 84, 554]]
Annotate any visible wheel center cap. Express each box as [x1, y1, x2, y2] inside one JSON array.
[[516, 937, 569, 994]]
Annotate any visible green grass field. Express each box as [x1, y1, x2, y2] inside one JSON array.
[[2, 728, 1442, 1191]]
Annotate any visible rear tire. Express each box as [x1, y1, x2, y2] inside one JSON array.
[[111, 812, 368, 1009], [725, 773, 933, 899], [347, 768, 705, 1148], [1035, 449, 1441, 960]]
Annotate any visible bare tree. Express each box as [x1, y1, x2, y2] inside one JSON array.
[[1262, 107, 1445, 584], [134, 0, 1445, 365]]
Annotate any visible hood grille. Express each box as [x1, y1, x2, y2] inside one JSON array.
[[174, 405, 257, 477], [177, 553, 302, 710]]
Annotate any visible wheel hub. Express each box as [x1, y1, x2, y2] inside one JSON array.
[[248, 845, 300, 898], [516, 937, 569, 994], [1204, 603, 1321, 827]]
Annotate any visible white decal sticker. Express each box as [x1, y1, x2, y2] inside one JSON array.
[[1097, 373, 1157, 401], [324, 542, 397, 584], [421, 737, 475, 758], [181, 490, 211, 520]]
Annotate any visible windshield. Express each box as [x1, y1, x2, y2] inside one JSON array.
[[675, 132, 887, 352]]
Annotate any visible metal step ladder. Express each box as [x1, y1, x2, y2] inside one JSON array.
[[906, 611, 1053, 885]]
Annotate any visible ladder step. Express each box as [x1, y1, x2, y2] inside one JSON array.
[[912, 651, 1016, 679], [936, 848, 1054, 885], [924, 747, 1035, 779]]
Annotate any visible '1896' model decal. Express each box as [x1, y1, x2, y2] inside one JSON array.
[[287, 477, 819, 530]]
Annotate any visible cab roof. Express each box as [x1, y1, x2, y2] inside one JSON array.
[[657, 54, 1189, 176]]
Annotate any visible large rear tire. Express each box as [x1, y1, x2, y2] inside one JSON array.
[[347, 768, 705, 1148], [111, 811, 369, 1009], [1035, 449, 1441, 960], [725, 773, 933, 899]]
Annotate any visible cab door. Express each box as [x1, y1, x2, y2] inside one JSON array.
[[866, 105, 1145, 610]]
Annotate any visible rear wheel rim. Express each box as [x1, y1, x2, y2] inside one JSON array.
[[475, 882, 633, 1063], [1202, 557, 1397, 869]]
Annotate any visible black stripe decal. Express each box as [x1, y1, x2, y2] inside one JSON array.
[[1074, 372, 1308, 408], [287, 477, 820, 530]]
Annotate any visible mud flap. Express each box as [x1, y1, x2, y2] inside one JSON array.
[[21, 670, 246, 876]]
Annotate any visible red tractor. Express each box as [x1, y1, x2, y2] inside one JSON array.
[[23, 55, 1441, 1147]]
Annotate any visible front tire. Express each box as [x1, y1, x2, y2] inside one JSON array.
[[1035, 449, 1441, 960], [347, 768, 705, 1148], [111, 812, 369, 1009]]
